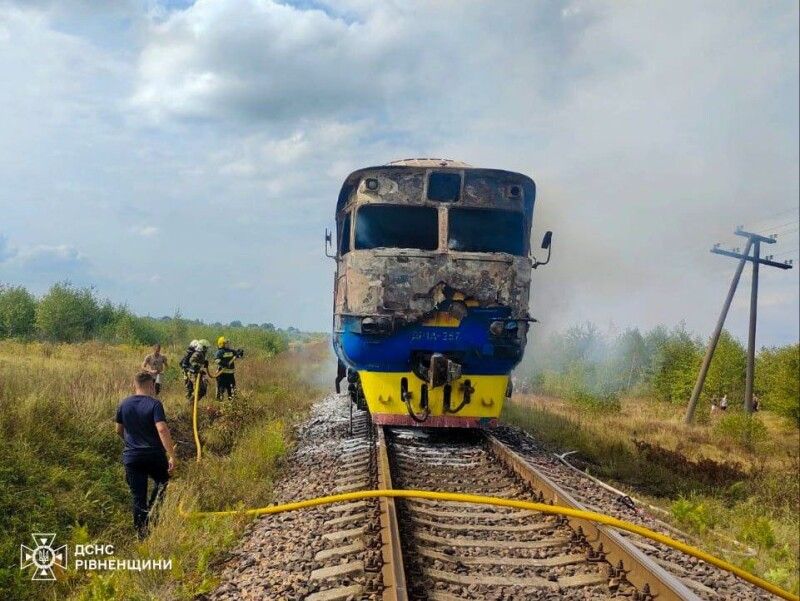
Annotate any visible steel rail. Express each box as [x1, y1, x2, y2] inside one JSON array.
[[377, 427, 409, 601], [486, 434, 701, 601]]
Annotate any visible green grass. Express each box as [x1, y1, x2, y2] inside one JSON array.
[[0, 340, 327, 601]]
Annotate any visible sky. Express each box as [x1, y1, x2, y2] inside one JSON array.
[[0, 0, 798, 345]]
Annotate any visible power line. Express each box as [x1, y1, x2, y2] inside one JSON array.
[[753, 220, 798, 235], [756, 208, 799, 222], [770, 249, 799, 260]]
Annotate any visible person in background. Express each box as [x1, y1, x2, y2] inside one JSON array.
[[181, 339, 210, 401], [115, 372, 176, 539], [141, 344, 168, 396], [710, 398, 719, 416], [214, 336, 240, 400], [719, 394, 729, 411], [335, 359, 346, 394]]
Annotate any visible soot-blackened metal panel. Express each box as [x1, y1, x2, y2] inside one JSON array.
[[337, 252, 532, 322]]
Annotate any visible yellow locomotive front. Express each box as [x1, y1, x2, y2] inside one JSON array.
[[330, 159, 546, 427]]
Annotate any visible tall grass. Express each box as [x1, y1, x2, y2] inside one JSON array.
[[0, 339, 329, 600]]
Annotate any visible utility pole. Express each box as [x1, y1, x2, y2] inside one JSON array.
[[684, 226, 793, 423]]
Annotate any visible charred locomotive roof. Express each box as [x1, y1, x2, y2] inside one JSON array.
[[387, 158, 472, 167], [335, 161, 536, 222]]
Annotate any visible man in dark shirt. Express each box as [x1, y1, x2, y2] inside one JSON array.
[[115, 371, 177, 538]]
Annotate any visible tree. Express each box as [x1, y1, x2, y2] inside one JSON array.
[[35, 283, 99, 342], [612, 328, 648, 390], [229, 320, 243, 328], [0, 285, 36, 338], [169, 310, 188, 346], [648, 326, 702, 403], [704, 330, 747, 405], [757, 344, 800, 425]]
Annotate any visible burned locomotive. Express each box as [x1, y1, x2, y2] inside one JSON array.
[[329, 159, 550, 427]]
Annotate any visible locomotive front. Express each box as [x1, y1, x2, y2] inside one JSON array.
[[331, 159, 541, 427]]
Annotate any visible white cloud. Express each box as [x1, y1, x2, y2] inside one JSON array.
[[132, 225, 160, 237], [0, 0, 796, 341], [0, 235, 95, 291], [131, 0, 386, 123]]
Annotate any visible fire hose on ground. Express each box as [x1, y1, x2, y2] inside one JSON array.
[[177, 492, 797, 599], [183, 393, 796, 601]]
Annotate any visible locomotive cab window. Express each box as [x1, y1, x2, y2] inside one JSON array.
[[448, 208, 525, 255], [427, 171, 461, 202], [355, 205, 438, 251], [338, 213, 351, 255]]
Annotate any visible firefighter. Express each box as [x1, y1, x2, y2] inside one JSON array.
[[214, 336, 242, 400], [180, 339, 210, 401]]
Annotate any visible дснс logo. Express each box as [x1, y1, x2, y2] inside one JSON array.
[[20, 533, 68, 581]]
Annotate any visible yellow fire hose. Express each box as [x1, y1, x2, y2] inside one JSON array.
[[191, 373, 203, 462], [178, 489, 797, 600], [184, 386, 794, 600]]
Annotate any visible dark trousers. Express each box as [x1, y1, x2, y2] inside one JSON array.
[[216, 373, 236, 399], [124, 454, 169, 538], [335, 360, 346, 394]]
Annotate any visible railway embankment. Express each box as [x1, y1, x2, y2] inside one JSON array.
[[195, 391, 786, 600], [503, 394, 799, 597]]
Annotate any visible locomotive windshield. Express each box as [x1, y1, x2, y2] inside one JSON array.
[[427, 171, 461, 202], [355, 205, 438, 250], [448, 208, 525, 255], [339, 213, 351, 255]]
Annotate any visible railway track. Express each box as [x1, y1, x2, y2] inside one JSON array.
[[209, 397, 776, 600], [377, 426, 701, 601]]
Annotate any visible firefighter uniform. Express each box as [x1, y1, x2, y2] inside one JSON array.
[[214, 337, 237, 400], [180, 340, 210, 400]]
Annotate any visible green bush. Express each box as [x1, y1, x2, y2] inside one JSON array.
[[714, 411, 768, 450], [671, 495, 720, 533], [757, 344, 799, 425], [704, 330, 747, 405], [101, 312, 160, 346], [36, 283, 100, 342], [0, 285, 36, 338], [648, 326, 702, 403], [571, 389, 621, 412]]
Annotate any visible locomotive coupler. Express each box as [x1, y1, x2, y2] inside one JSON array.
[[444, 379, 474, 414], [401, 377, 430, 423], [429, 353, 462, 388]]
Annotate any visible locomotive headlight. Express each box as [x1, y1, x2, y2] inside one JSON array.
[[362, 316, 392, 335], [365, 178, 379, 191], [489, 320, 519, 337]]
